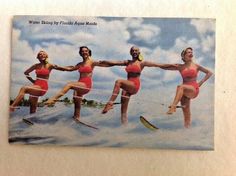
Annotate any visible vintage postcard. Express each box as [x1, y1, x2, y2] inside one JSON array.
[[9, 15, 215, 150]]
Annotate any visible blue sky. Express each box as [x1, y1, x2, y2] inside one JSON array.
[[11, 16, 215, 102]]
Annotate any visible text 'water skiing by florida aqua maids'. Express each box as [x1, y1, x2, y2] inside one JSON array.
[[29, 20, 98, 26]]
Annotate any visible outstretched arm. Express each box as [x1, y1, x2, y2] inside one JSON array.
[[94, 60, 128, 67], [197, 65, 213, 87], [141, 61, 179, 70], [51, 64, 79, 71], [142, 61, 180, 70], [158, 63, 180, 70], [141, 61, 161, 67], [24, 64, 37, 83]]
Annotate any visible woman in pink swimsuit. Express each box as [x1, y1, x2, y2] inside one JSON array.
[[100, 46, 164, 124], [158, 47, 213, 128], [45, 46, 109, 122], [10, 50, 66, 113]]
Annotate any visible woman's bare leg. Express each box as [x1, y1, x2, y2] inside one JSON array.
[[45, 81, 88, 105], [10, 85, 44, 112], [167, 84, 196, 114], [29, 96, 39, 114], [121, 90, 131, 125], [102, 79, 135, 114], [73, 91, 83, 121], [181, 96, 191, 128]]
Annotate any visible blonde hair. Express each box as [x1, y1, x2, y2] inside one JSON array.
[[138, 54, 144, 61], [45, 58, 49, 64]]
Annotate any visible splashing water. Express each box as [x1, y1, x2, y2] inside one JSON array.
[[9, 102, 213, 150]]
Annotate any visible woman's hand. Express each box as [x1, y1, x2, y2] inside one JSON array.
[[25, 74, 35, 83], [98, 60, 112, 66], [197, 65, 213, 87], [94, 60, 124, 67]]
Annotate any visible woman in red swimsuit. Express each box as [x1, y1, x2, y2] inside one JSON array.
[[100, 46, 163, 124], [10, 50, 66, 113], [158, 47, 213, 128], [45, 46, 108, 122]]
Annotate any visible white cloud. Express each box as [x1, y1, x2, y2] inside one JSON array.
[[162, 70, 181, 82], [190, 19, 215, 55], [124, 18, 143, 29], [37, 43, 78, 65], [133, 24, 161, 43], [88, 18, 132, 59], [93, 67, 118, 81], [12, 29, 35, 63], [66, 32, 95, 45], [201, 35, 215, 53], [190, 19, 215, 35], [174, 37, 200, 51], [195, 56, 204, 64]]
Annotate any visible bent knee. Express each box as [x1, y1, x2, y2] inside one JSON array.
[[73, 94, 83, 101], [20, 86, 28, 93], [115, 80, 122, 86], [177, 85, 184, 90], [66, 82, 75, 88]]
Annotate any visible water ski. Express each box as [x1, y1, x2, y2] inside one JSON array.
[[78, 121, 99, 130], [22, 118, 34, 125], [73, 117, 99, 130], [140, 116, 159, 130]]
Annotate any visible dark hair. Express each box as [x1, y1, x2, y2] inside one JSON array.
[[130, 46, 143, 61], [130, 46, 140, 55], [79, 46, 92, 56], [181, 47, 193, 59]]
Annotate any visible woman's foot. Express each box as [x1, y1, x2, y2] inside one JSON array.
[[73, 116, 80, 122], [102, 101, 113, 114], [10, 106, 16, 112], [184, 123, 190, 128], [121, 117, 128, 125], [44, 98, 57, 106], [166, 105, 176, 115]]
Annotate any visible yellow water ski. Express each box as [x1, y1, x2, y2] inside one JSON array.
[[140, 116, 159, 130]]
